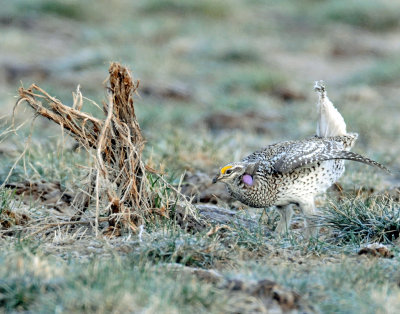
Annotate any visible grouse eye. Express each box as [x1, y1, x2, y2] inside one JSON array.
[[225, 169, 232, 175]]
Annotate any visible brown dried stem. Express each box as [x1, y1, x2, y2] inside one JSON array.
[[16, 62, 151, 233]]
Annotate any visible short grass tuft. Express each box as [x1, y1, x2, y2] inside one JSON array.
[[320, 195, 400, 243]]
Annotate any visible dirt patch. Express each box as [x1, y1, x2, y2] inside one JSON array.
[[180, 171, 233, 205], [358, 243, 394, 258], [224, 278, 308, 313], [0, 209, 30, 230], [202, 110, 282, 133], [166, 263, 312, 313], [5, 180, 74, 214], [140, 81, 192, 101]]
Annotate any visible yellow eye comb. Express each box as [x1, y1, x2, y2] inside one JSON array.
[[221, 165, 232, 174]]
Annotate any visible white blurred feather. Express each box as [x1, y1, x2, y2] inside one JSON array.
[[314, 80, 347, 137]]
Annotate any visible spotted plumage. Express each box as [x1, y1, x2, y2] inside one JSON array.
[[213, 81, 389, 237]]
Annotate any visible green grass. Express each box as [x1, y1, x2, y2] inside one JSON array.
[[222, 68, 287, 94], [0, 245, 226, 313], [1, 210, 400, 313], [234, 258, 400, 313], [313, 0, 400, 31], [349, 57, 400, 86], [29, 1, 87, 20], [0, 140, 89, 188], [0, 189, 16, 216], [1, 0, 91, 21], [130, 227, 228, 268], [320, 195, 400, 244], [139, 0, 229, 19]]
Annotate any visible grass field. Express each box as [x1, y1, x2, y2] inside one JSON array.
[[1, 0, 400, 312]]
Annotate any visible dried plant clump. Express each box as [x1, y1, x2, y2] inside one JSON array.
[[15, 62, 153, 234]]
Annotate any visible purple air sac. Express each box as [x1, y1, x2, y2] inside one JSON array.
[[242, 174, 253, 186]]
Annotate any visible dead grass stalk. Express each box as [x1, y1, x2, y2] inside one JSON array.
[[14, 62, 152, 234]]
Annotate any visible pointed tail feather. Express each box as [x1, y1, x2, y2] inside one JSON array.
[[314, 81, 347, 137], [332, 151, 390, 173]]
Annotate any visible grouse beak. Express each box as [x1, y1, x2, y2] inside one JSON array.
[[212, 174, 220, 184]]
